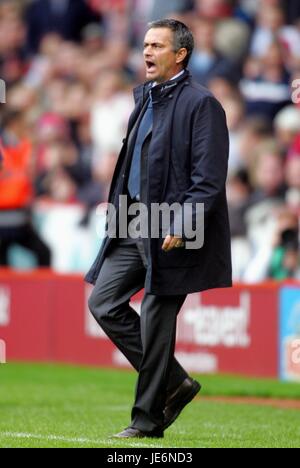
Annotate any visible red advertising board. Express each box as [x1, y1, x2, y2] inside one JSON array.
[[0, 270, 54, 361], [52, 279, 116, 367], [174, 285, 279, 378], [0, 270, 279, 377]]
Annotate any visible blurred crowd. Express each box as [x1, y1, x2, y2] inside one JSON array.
[[0, 0, 300, 282]]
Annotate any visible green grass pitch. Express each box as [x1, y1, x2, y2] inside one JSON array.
[[0, 363, 300, 448]]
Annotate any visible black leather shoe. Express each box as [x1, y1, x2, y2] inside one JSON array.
[[163, 378, 201, 430], [112, 427, 164, 439]]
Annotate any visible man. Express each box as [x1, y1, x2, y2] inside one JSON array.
[[26, 0, 101, 54], [86, 19, 232, 439], [0, 111, 51, 268], [189, 17, 236, 86]]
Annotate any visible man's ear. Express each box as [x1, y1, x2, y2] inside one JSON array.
[[176, 48, 188, 65]]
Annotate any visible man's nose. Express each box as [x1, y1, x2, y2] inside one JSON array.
[[144, 45, 152, 55]]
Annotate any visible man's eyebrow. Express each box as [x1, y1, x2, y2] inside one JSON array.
[[143, 41, 164, 47]]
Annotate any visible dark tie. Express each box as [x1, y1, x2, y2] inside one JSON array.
[[127, 95, 153, 200]]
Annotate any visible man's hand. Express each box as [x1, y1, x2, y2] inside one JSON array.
[[162, 235, 184, 252]]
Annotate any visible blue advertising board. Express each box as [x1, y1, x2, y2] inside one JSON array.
[[280, 287, 300, 381]]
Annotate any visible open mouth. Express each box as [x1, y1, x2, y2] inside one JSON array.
[[145, 60, 156, 73]]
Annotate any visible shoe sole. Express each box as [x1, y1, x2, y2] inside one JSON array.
[[112, 433, 164, 439], [162, 381, 201, 431]]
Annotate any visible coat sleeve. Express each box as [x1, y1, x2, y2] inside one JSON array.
[[169, 95, 229, 245]]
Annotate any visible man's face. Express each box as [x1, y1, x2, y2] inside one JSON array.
[[143, 28, 184, 83]]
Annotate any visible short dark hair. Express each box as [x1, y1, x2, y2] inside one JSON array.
[[147, 19, 194, 68]]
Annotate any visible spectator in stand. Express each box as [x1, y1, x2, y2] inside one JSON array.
[[194, 0, 234, 19], [234, 0, 259, 25], [234, 116, 273, 171], [283, 0, 300, 25], [251, 2, 300, 59], [214, 16, 251, 62], [189, 17, 237, 86], [0, 135, 3, 171], [75, 115, 105, 209], [242, 140, 287, 272], [81, 23, 105, 55], [26, 0, 101, 54], [227, 168, 253, 281], [274, 105, 300, 153], [33, 112, 103, 206], [289, 135, 300, 159], [0, 0, 28, 86], [149, 0, 194, 21], [285, 155, 300, 213], [88, 0, 128, 41], [240, 41, 291, 120], [0, 110, 51, 267], [248, 140, 286, 207], [227, 169, 252, 238], [90, 70, 132, 200], [221, 94, 246, 174], [243, 209, 300, 282]]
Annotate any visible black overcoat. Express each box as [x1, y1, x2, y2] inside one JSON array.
[[85, 70, 232, 295]]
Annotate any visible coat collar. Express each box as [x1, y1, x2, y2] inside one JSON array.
[[133, 69, 191, 105]]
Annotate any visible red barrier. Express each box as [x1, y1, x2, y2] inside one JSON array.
[[0, 270, 280, 377], [0, 270, 55, 361], [175, 286, 279, 378]]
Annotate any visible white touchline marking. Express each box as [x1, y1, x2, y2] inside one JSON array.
[[0, 432, 162, 448], [0, 432, 103, 445]]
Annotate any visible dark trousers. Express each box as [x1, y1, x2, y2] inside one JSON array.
[[88, 237, 188, 432], [0, 224, 51, 267]]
